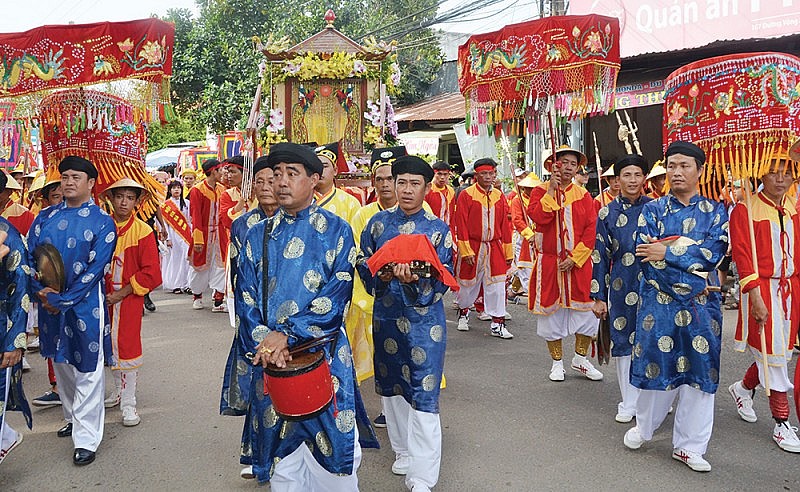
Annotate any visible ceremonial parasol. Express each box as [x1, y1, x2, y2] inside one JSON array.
[[38, 89, 164, 217], [0, 19, 175, 217], [663, 52, 800, 398], [458, 14, 620, 137], [663, 52, 800, 200]]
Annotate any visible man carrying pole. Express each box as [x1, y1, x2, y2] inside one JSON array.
[[727, 145, 800, 452], [527, 146, 602, 382]]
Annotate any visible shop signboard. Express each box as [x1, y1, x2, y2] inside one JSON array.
[[571, 0, 800, 57], [615, 80, 665, 108]]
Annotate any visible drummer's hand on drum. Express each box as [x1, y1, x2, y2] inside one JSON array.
[[592, 300, 608, 320], [393, 263, 418, 284], [254, 331, 291, 369]]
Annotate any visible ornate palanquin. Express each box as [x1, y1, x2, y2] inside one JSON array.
[[257, 10, 398, 171]]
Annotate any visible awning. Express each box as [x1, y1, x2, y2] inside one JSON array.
[[398, 129, 455, 155], [394, 92, 465, 122]]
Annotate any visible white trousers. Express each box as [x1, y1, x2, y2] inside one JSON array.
[[54, 347, 105, 452], [536, 307, 597, 341], [511, 234, 531, 293], [188, 239, 226, 295], [270, 428, 361, 491], [119, 370, 138, 411], [750, 346, 793, 392], [383, 395, 442, 490], [457, 280, 506, 317], [0, 367, 20, 454], [636, 385, 714, 455], [614, 355, 640, 418], [26, 304, 37, 334]]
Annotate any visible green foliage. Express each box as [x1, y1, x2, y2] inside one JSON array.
[[147, 116, 205, 152], [162, 0, 443, 134]]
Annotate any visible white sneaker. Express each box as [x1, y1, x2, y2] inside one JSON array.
[[21, 357, 31, 371], [773, 422, 800, 453], [571, 354, 603, 380], [104, 391, 120, 408], [490, 322, 513, 339], [211, 303, 228, 313], [672, 448, 711, 472], [410, 485, 432, 492], [26, 336, 39, 351], [615, 412, 634, 423], [240, 465, 255, 479], [391, 455, 410, 475], [728, 381, 757, 422], [549, 360, 565, 381], [192, 298, 204, 310], [0, 430, 22, 465], [122, 407, 141, 427], [477, 311, 492, 321], [457, 312, 470, 331], [623, 426, 645, 449]]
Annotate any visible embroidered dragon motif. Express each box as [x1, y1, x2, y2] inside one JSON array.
[[468, 42, 526, 76], [745, 64, 800, 107], [0, 49, 65, 93]]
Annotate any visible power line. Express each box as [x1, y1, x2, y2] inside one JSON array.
[[360, 0, 508, 42], [40, 0, 87, 25], [356, 0, 445, 40], [381, 0, 514, 41]]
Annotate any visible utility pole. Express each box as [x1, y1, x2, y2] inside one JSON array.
[[541, 0, 568, 17]]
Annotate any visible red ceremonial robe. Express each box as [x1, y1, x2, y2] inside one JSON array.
[[189, 179, 224, 268], [731, 192, 800, 360], [2, 201, 34, 235], [218, 186, 245, 261], [107, 216, 162, 369], [527, 182, 596, 314], [594, 189, 616, 211], [453, 183, 513, 284], [510, 194, 534, 266], [425, 183, 455, 225]]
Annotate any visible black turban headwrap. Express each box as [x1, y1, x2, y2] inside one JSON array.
[[58, 156, 98, 179], [665, 141, 706, 166], [392, 155, 434, 183], [201, 158, 222, 175], [253, 156, 271, 176], [614, 154, 650, 176], [267, 143, 324, 175]]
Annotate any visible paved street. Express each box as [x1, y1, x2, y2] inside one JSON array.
[[3, 289, 800, 491]]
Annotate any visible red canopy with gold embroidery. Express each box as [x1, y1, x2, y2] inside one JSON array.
[[663, 52, 800, 199], [458, 14, 620, 133], [0, 18, 174, 121]]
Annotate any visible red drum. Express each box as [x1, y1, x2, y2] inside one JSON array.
[[264, 350, 333, 421]]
